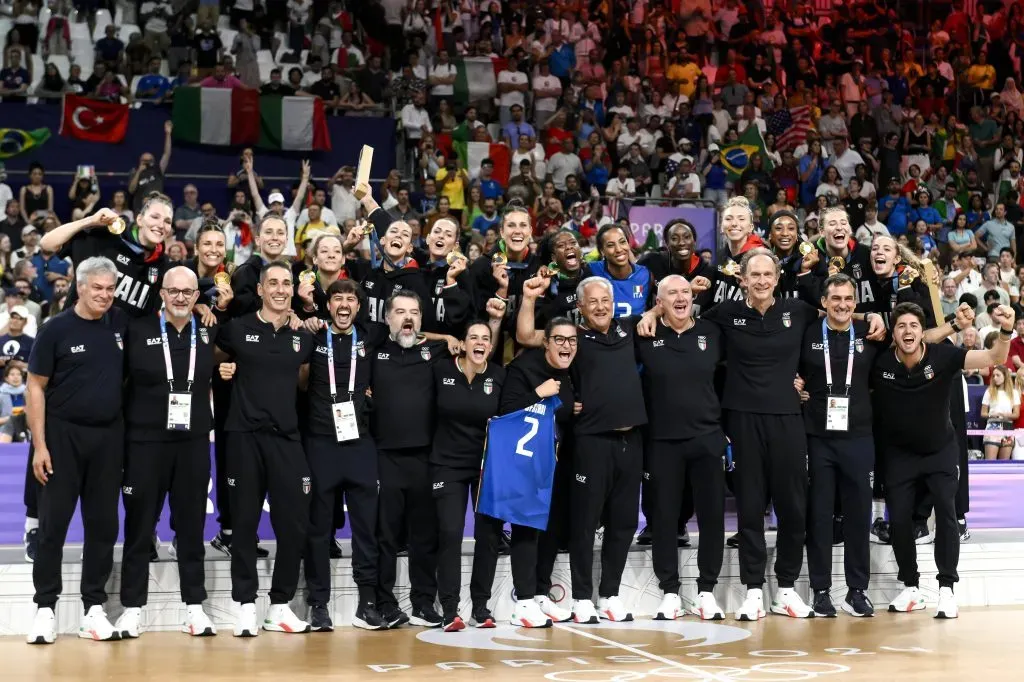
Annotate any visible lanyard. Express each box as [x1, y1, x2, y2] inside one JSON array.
[[821, 319, 855, 396], [326, 326, 358, 401], [160, 311, 196, 393]]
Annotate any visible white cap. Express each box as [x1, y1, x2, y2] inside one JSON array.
[[267, 192, 286, 205], [9, 305, 30, 319], [708, 143, 720, 152]]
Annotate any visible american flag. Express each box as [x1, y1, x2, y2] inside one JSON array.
[[767, 106, 812, 151]]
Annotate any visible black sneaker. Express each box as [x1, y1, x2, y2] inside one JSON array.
[[678, 526, 690, 548], [353, 601, 387, 630], [498, 529, 511, 555], [842, 589, 874, 617], [958, 518, 970, 542], [150, 533, 160, 562], [636, 525, 653, 545], [309, 604, 334, 632], [24, 528, 38, 563], [812, 590, 837, 618], [442, 614, 466, 632], [726, 533, 739, 548], [471, 606, 496, 629], [330, 536, 344, 559], [379, 604, 409, 629], [409, 605, 442, 628], [870, 518, 890, 545], [913, 522, 932, 545], [396, 544, 409, 558], [210, 530, 232, 556], [256, 537, 270, 558], [832, 516, 844, 546]]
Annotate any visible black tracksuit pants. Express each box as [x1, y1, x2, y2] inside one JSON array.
[[34, 418, 123, 610], [569, 429, 642, 601], [510, 455, 571, 600], [304, 434, 379, 606], [807, 435, 873, 591], [212, 377, 232, 530], [646, 431, 726, 594], [120, 437, 210, 606], [376, 446, 438, 611], [226, 430, 311, 604], [884, 441, 960, 588], [723, 410, 807, 588], [433, 467, 503, 616]]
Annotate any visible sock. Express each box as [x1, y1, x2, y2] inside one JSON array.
[[872, 500, 885, 519], [25, 517, 38, 532]]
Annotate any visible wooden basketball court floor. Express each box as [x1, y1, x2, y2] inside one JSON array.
[[4, 608, 1022, 682]]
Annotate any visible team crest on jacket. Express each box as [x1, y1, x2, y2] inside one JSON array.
[[616, 325, 627, 338], [697, 335, 707, 351], [199, 328, 209, 344], [292, 336, 301, 352], [855, 338, 863, 353], [421, 346, 431, 361], [782, 312, 791, 328], [356, 341, 365, 357], [852, 263, 863, 280], [148, 267, 159, 284], [114, 332, 123, 350], [483, 377, 493, 395], [302, 476, 311, 494], [923, 365, 934, 380]]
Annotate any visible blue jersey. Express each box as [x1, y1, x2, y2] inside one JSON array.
[[477, 397, 561, 530], [588, 261, 652, 318]]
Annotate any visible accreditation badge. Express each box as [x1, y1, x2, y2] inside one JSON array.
[[167, 392, 193, 431], [332, 401, 359, 442], [826, 395, 850, 432]]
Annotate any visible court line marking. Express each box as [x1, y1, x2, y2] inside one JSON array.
[[553, 623, 733, 682]]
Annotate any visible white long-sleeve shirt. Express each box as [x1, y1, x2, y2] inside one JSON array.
[[400, 104, 433, 140]]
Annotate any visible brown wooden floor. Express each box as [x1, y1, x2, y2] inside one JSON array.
[[4, 608, 1023, 681]]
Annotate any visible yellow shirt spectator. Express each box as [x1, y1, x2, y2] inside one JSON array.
[[436, 166, 469, 211], [967, 63, 996, 91], [666, 60, 702, 99]]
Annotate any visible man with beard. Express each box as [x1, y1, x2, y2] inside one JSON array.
[[371, 291, 450, 629], [589, 225, 653, 318], [413, 218, 475, 338], [816, 206, 876, 308], [517, 276, 646, 623], [302, 279, 388, 632], [533, 230, 589, 326], [216, 262, 314, 637], [26, 258, 127, 645], [639, 219, 715, 316], [711, 197, 766, 307], [767, 210, 824, 300], [116, 267, 224, 639], [873, 302, 1014, 619], [634, 275, 727, 622]]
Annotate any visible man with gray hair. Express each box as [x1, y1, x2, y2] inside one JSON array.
[[25, 257, 127, 645], [516, 275, 647, 624]]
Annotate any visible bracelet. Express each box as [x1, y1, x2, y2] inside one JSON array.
[[1000, 328, 1013, 337]]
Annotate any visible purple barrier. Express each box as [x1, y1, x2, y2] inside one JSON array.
[[628, 206, 718, 261]]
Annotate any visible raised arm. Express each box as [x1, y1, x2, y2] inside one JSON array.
[[39, 208, 119, 252], [965, 305, 1015, 371], [515, 275, 550, 348]]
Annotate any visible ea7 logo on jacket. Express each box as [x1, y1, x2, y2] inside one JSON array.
[[652, 340, 664, 348], [71, 345, 86, 353], [246, 334, 260, 343], [377, 352, 389, 360], [433, 481, 445, 490], [575, 474, 587, 484], [732, 319, 746, 326], [146, 337, 161, 346], [117, 254, 131, 265], [442, 377, 455, 386], [882, 372, 896, 380]]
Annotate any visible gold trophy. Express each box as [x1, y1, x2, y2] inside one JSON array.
[[799, 242, 814, 256], [299, 270, 317, 287], [718, 260, 738, 277], [446, 249, 465, 266], [108, 216, 126, 235], [898, 266, 919, 287], [829, 256, 845, 271], [214, 272, 230, 288], [492, 252, 508, 266]]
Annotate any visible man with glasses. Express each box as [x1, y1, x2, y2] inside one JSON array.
[[115, 267, 225, 639]]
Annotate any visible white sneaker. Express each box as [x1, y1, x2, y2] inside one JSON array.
[[262, 604, 311, 633], [888, 586, 927, 613], [571, 599, 599, 624], [27, 607, 56, 645], [182, 605, 217, 636], [935, 587, 958, 619], [511, 599, 552, 628], [79, 606, 119, 641], [114, 607, 142, 639], [597, 596, 633, 622], [735, 588, 767, 622], [233, 603, 259, 637], [654, 593, 683, 620], [534, 595, 572, 623], [770, 588, 814, 618], [692, 591, 725, 621]]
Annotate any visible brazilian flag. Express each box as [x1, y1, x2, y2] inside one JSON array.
[[0, 128, 51, 159], [721, 126, 773, 182]]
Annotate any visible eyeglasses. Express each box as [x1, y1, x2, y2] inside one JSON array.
[[548, 335, 578, 347], [163, 288, 197, 299]]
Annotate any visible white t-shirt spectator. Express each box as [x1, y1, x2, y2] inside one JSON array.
[[737, 117, 767, 136], [400, 103, 432, 140], [830, 149, 866, 185], [430, 62, 456, 97], [606, 177, 636, 198], [667, 172, 702, 197], [547, 151, 584, 190], [140, 1, 172, 33], [839, 71, 864, 103], [617, 128, 654, 156], [854, 220, 890, 246], [533, 73, 562, 114], [497, 69, 528, 109], [511, 146, 546, 178]]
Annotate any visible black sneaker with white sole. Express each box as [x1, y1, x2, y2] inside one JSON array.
[[635, 525, 652, 545], [678, 526, 690, 547], [812, 590, 837, 618], [330, 537, 344, 559], [832, 516, 844, 546], [353, 601, 387, 630], [958, 518, 970, 542], [913, 521, 932, 545], [870, 518, 890, 544], [726, 533, 739, 548], [309, 604, 334, 632], [24, 528, 38, 563], [256, 537, 270, 558], [210, 530, 232, 556], [842, 589, 874, 617], [409, 605, 442, 627], [379, 604, 409, 629], [471, 606, 496, 628]]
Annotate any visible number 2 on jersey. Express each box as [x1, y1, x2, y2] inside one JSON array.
[[515, 416, 540, 457]]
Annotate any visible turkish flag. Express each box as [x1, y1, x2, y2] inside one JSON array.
[[59, 94, 130, 143]]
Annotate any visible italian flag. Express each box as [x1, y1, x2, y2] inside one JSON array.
[[453, 140, 511, 187], [172, 88, 260, 146], [454, 57, 506, 104], [259, 96, 331, 151]]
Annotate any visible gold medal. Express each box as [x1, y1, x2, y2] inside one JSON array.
[[446, 249, 465, 266], [214, 272, 230, 287], [299, 270, 317, 287], [898, 266, 919, 287], [829, 256, 845, 271], [799, 242, 814, 257], [107, 216, 126, 235], [492, 252, 508, 266], [361, 221, 375, 236], [547, 261, 561, 276], [718, 259, 738, 277]]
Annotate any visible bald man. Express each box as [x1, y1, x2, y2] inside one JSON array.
[[116, 266, 230, 639]]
